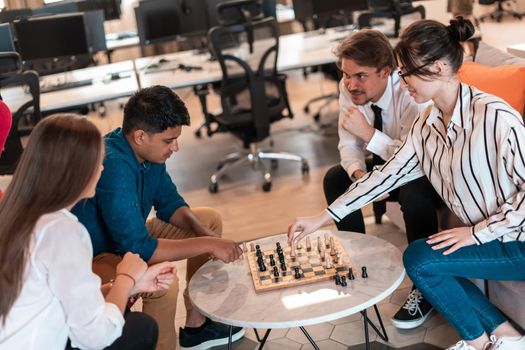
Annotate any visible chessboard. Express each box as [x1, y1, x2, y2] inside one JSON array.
[[245, 233, 354, 293]]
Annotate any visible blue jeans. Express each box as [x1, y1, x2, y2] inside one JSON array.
[[404, 238, 525, 340]]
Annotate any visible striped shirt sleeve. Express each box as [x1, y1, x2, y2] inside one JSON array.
[[327, 114, 427, 222], [472, 110, 525, 244]]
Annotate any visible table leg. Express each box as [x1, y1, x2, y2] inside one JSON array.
[[362, 309, 371, 350], [228, 325, 233, 350], [360, 304, 389, 347], [299, 326, 320, 350], [253, 329, 272, 350]]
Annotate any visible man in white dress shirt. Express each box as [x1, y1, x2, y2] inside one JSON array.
[[323, 29, 440, 329]]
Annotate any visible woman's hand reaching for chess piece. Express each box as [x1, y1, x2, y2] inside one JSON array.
[[288, 211, 332, 245]]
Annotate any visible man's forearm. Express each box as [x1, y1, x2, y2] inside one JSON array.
[[148, 237, 216, 264], [169, 207, 210, 236]]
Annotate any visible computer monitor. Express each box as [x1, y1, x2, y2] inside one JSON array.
[[14, 13, 89, 61], [32, 1, 80, 16], [0, 8, 33, 23], [175, 0, 208, 36], [0, 23, 15, 52], [311, 0, 369, 16], [77, 0, 122, 21], [135, 0, 180, 45], [83, 9, 107, 52]]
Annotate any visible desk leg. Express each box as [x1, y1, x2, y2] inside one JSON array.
[[228, 325, 233, 350], [299, 326, 320, 350]]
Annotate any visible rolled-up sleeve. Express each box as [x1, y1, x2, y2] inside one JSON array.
[[153, 165, 188, 222], [36, 219, 124, 350]]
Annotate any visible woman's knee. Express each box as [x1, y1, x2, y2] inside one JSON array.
[[403, 239, 435, 276]]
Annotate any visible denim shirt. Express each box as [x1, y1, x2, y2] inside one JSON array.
[[72, 128, 188, 261]]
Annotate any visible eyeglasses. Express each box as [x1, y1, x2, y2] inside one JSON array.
[[398, 61, 433, 84]]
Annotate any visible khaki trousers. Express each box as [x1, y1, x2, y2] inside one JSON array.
[[92, 207, 222, 350]]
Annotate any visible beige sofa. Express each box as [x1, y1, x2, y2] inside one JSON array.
[[386, 40, 525, 330]]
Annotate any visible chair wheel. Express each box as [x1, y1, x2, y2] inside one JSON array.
[[262, 181, 272, 192], [209, 182, 219, 193], [304, 106, 310, 113], [271, 159, 278, 170], [313, 113, 320, 122], [301, 163, 309, 175], [195, 129, 202, 138]]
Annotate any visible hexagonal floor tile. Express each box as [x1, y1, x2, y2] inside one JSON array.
[[210, 336, 257, 350], [245, 328, 289, 342], [364, 302, 403, 328], [424, 322, 461, 349], [263, 337, 303, 350], [389, 287, 412, 307], [329, 313, 362, 325], [376, 324, 426, 348], [301, 339, 348, 350], [331, 320, 376, 346], [286, 323, 334, 344]]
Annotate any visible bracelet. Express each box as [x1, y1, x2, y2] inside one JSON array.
[[109, 279, 114, 289], [116, 273, 136, 287]]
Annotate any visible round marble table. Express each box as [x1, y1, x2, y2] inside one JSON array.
[[188, 230, 405, 349]]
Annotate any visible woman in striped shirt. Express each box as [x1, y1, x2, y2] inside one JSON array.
[[288, 17, 525, 350]]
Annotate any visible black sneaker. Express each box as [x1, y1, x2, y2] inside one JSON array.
[[179, 318, 245, 350], [391, 288, 434, 329]]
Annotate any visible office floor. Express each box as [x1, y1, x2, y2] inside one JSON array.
[[0, 3, 524, 349]]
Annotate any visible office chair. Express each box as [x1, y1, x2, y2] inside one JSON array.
[[357, 0, 426, 37], [204, 17, 309, 193], [194, 0, 266, 138], [479, 0, 522, 22], [292, 0, 346, 123], [0, 52, 41, 175]]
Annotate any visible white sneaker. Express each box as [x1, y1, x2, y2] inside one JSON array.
[[447, 340, 480, 350], [492, 335, 525, 350]]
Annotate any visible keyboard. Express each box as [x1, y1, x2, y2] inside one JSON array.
[[41, 78, 93, 93], [106, 31, 138, 41]]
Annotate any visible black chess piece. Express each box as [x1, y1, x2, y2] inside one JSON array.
[[294, 267, 301, 279], [276, 242, 281, 248], [362, 266, 368, 278], [348, 267, 355, 280], [269, 254, 275, 266], [256, 244, 260, 250], [259, 263, 266, 272], [273, 266, 279, 277], [340, 275, 347, 287], [281, 262, 287, 271], [335, 272, 341, 285]]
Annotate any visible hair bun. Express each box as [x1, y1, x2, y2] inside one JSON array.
[[448, 16, 475, 42]]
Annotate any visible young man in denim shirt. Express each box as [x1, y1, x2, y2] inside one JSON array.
[[73, 86, 244, 350]]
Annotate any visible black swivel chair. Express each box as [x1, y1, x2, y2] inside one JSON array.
[[204, 17, 309, 193], [0, 52, 41, 175], [292, 0, 348, 123], [479, 0, 522, 22], [358, 0, 426, 37]]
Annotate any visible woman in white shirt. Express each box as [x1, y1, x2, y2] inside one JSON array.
[[0, 114, 177, 350], [287, 17, 525, 350]]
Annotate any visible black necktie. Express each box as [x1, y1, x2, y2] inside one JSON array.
[[371, 104, 384, 166]]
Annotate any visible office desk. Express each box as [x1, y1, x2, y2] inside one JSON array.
[[2, 60, 139, 113], [135, 26, 354, 90], [105, 33, 140, 63], [507, 43, 525, 59]]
